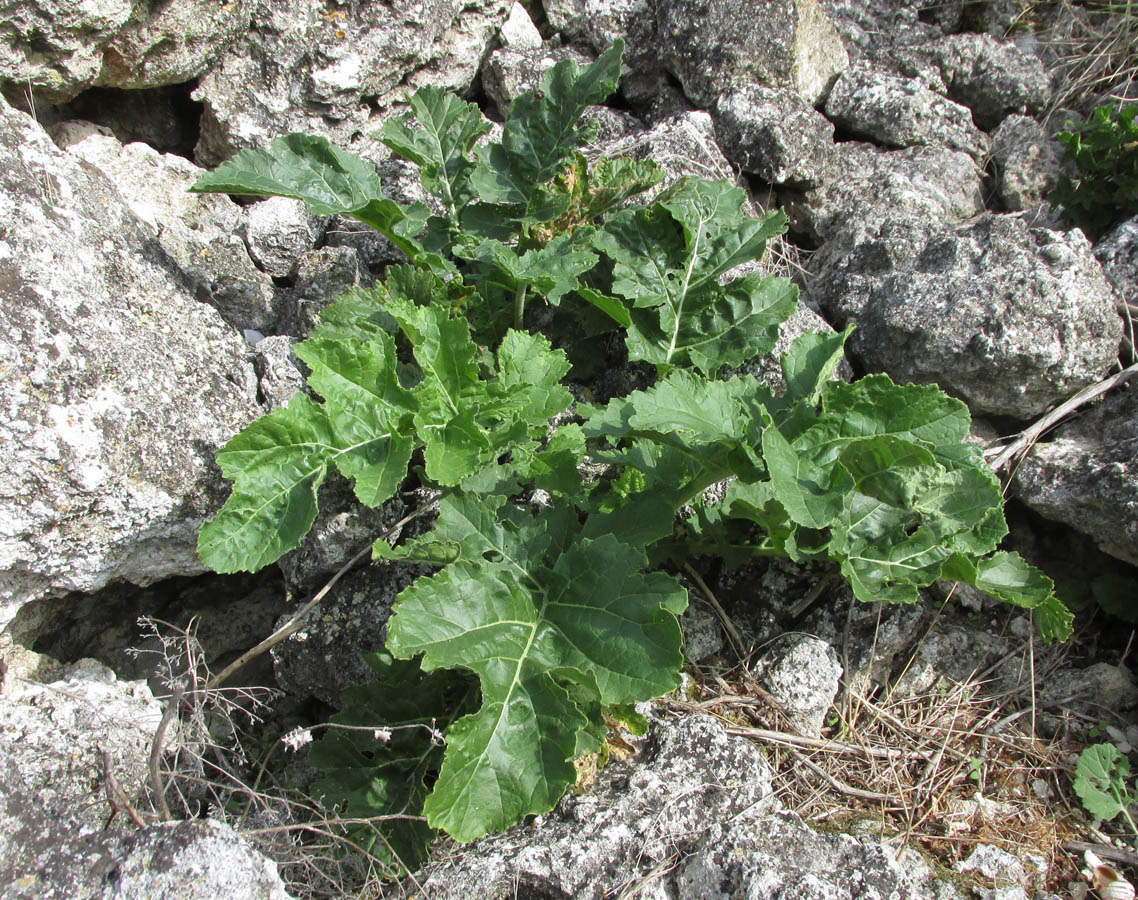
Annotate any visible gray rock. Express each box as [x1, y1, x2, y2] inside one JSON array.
[[600, 111, 737, 195], [679, 597, 726, 663], [809, 213, 1122, 419], [820, 0, 940, 61], [1013, 387, 1138, 566], [193, 0, 510, 166], [541, 0, 658, 85], [0, 659, 163, 836], [271, 560, 427, 704], [52, 124, 280, 333], [0, 0, 252, 103], [787, 142, 983, 243], [824, 64, 989, 160], [283, 246, 362, 338], [714, 84, 837, 187], [1096, 214, 1138, 312], [101, 820, 292, 900], [244, 197, 324, 280], [754, 634, 842, 737], [657, 0, 849, 107], [251, 336, 306, 412], [482, 46, 592, 114], [674, 809, 964, 900], [1037, 663, 1138, 738], [891, 622, 1016, 698], [990, 114, 1064, 212], [414, 715, 777, 899], [499, 1, 544, 49], [957, 844, 1032, 887], [916, 32, 1051, 130], [0, 97, 261, 621]]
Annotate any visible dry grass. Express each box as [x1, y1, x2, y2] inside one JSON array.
[[663, 634, 1100, 895], [129, 617, 425, 900], [1034, 0, 1138, 118]]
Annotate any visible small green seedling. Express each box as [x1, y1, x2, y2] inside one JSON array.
[[1074, 742, 1138, 839]]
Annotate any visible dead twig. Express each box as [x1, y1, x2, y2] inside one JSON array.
[[149, 681, 183, 822], [102, 748, 148, 829], [985, 361, 1138, 472], [683, 562, 746, 660], [207, 496, 441, 689]]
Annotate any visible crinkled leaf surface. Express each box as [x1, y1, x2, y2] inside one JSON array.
[[458, 232, 598, 305], [384, 494, 686, 841], [199, 290, 571, 573], [382, 86, 489, 222], [471, 41, 623, 216], [593, 178, 796, 374]]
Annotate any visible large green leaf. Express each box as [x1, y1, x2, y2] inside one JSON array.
[[189, 133, 448, 273], [199, 292, 572, 573], [593, 178, 796, 374], [471, 41, 624, 217], [385, 494, 686, 841], [382, 86, 489, 222]]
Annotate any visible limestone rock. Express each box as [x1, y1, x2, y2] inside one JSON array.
[[917, 32, 1051, 129], [657, 0, 848, 107], [990, 114, 1064, 212], [1013, 386, 1138, 565], [244, 197, 325, 281], [1096, 214, 1138, 311], [754, 634, 842, 737], [0, 97, 261, 622], [482, 46, 592, 114], [251, 336, 306, 412], [788, 142, 983, 243], [808, 213, 1121, 418], [824, 64, 989, 160], [52, 124, 280, 333], [499, 2, 544, 49], [674, 809, 964, 900], [0, 0, 252, 103], [193, 0, 510, 166], [414, 715, 777, 899], [714, 84, 836, 187], [283, 246, 361, 338], [271, 560, 427, 704]]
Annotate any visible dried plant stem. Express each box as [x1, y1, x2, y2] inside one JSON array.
[[985, 360, 1138, 472], [683, 562, 746, 658], [149, 681, 183, 822], [207, 496, 441, 689]]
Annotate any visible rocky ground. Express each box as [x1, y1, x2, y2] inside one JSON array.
[[1, 0, 1136, 898]]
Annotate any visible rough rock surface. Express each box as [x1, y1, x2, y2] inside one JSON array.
[[753, 634, 842, 737], [786, 142, 984, 243], [916, 33, 1051, 130], [657, 0, 848, 107], [416, 714, 964, 900], [271, 560, 428, 704], [990, 114, 1064, 213], [1013, 386, 1138, 565], [0, 97, 260, 622], [0, 658, 162, 835], [414, 715, 777, 899], [1096, 214, 1138, 310], [51, 123, 280, 333], [0, 0, 252, 102], [674, 810, 963, 900], [244, 197, 324, 281], [482, 46, 593, 114], [193, 0, 510, 165], [809, 213, 1122, 418], [824, 64, 989, 160], [713, 84, 836, 187]]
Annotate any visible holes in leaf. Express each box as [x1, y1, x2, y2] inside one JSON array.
[[483, 549, 505, 563]]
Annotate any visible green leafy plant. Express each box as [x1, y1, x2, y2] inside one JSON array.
[[1074, 742, 1138, 837], [190, 41, 1071, 870], [1049, 102, 1138, 239]]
